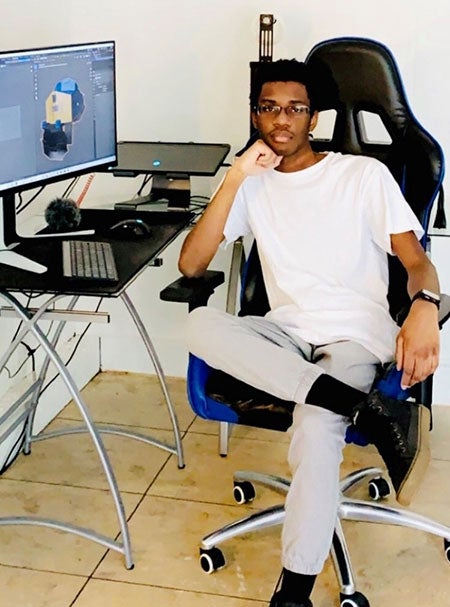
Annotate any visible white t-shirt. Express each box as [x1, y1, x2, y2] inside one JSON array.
[[223, 152, 424, 362]]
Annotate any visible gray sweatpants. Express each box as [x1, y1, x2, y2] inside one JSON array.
[[187, 306, 380, 574]]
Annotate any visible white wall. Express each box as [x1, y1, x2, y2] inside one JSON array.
[[0, 0, 449, 448]]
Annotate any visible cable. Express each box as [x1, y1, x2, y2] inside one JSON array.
[[0, 426, 26, 474], [38, 298, 103, 398], [61, 177, 80, 199], [7, 342, 37, 379], [16, 186, 46, 214], [1, 298, 103, 472], [76, 173, 95, 207], [136, 174, 153, 197], [9, 293, 33, 345]]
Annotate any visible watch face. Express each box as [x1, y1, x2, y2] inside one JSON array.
[[421, 289, 440, 302]]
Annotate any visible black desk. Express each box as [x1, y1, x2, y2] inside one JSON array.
[[1, 208, 194, 296], [0, 207, 193, 568]]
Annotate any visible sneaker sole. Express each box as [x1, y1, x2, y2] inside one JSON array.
[[396, 404, 430, 506]]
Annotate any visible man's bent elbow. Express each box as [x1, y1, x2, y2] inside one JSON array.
[[178, 255, 207, 278]]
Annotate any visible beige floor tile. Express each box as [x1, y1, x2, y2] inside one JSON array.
[[73, 578, 265, 607], [313, 459, 450, 607], [148, 431, 290, 508], [407, 458, 450, 523], [0, 564, 86, 607], [0, 478, 141, 575], [430, 404, 450, 461], [60, 372, 195, 431], [190, 416, 291, 444], [3, 419, 174, 494], [94, 494, 282, 601], [312, 542, 450, 607]]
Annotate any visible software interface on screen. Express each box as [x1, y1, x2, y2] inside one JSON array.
[[0, 41, 116, 193]]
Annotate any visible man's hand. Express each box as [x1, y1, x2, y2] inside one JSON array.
[[233, 139, 282, 177], [395, 299, 440, 389]]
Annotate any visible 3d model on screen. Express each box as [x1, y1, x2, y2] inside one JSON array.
[[42, 78, 85, 159]]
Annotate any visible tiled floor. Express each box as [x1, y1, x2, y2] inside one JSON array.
[[1, 371, 450, 606]]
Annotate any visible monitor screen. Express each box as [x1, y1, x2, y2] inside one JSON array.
[[0, 40, 117, 193]]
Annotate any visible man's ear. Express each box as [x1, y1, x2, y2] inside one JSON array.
[[309, 110, 319, 133], [251, 111, 259, 131]]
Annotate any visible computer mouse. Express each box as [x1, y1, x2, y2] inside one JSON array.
[[109, 218, 152, 239]]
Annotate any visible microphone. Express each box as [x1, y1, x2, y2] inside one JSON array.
[[45, 197, 82, 232]]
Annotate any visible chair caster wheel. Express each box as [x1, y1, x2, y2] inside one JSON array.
[[368, 477, 390, 501], [233, 480, 256, 504], [444, 539, 450, 562], [340, 590, 370, 607], [199, 547, 226, 573]]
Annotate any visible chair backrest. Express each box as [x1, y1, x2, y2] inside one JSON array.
[[305, 37, 445, 317], [240, 37, 445, 320]]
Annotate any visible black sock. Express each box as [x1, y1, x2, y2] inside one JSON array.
[[305, 373, 366, 418], [279, 568, 316, 602]]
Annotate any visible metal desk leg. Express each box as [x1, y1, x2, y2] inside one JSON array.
[[120, 291, 185, 468], [24, 294, 80, 455], [0, 290, 134, 569]]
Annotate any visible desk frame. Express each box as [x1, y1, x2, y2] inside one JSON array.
[[0, 288, 184, 568]]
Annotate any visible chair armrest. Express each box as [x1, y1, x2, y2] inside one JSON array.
[[160, 270, 225, 311]]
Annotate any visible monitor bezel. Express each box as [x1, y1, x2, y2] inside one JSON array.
[[0, 40, 118, 195]]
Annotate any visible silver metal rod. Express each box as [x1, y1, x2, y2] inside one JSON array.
[[340, 498, 450, 539], [219, 421, 230, 456], [226, 238, 243, 315], [0, 306, 110, 323], [120, 291, 184, 468], [234, 470, 290, 493], [33, 425, 178, 456], [0, 517, 124, 554], [218, 239, 244, 455], [0, 293, 67, 373], [201, 504, 285, 550], [330, 518, 356, 596], [339, 467, 384, 493], [0, 290, 134, 568], [0, 408, 30, 443], [0, 380, 40, 426], [24, 295, 80, 454]]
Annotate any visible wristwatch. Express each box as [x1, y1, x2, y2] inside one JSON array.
[[411, 289, 440, 309]]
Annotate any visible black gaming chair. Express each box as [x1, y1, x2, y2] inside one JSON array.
[[161, 37, 449, 607]]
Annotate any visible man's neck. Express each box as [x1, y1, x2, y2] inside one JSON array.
[[277, 149, 327, 173]]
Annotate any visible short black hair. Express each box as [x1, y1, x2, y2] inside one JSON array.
[[250, 59, 319, 114]]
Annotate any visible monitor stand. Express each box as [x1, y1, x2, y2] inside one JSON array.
[[0, 194, 47, 274], [115, 174, 191, 211]]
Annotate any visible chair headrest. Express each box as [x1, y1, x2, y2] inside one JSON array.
[[305, 37, 444, 232]]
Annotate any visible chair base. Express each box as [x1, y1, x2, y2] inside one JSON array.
[[199, 467, 450, 604]]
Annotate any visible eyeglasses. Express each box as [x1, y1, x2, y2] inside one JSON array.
[[254, 104, 311, 118]]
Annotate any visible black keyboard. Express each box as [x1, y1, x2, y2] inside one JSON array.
[[62, 240, 118, 282]]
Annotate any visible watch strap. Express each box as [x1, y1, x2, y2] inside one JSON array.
[[411, 290, 440, 309]]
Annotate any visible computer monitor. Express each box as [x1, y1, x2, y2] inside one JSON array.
[[110, 141, 230, 209], [0, 40, 117, 273]]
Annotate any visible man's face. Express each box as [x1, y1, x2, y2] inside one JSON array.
[[252, 81, 317, 159]]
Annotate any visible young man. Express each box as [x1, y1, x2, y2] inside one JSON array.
[[179, 60, 440, 607]]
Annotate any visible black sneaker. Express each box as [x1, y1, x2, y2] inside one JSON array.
[[352, 389, 430, 506], [269, 592, 313, 607]]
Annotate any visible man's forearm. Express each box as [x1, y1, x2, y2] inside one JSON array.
[[178, 168, 246, 278], [406, 257, 440, 301], [178, 139, 282, 278]]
